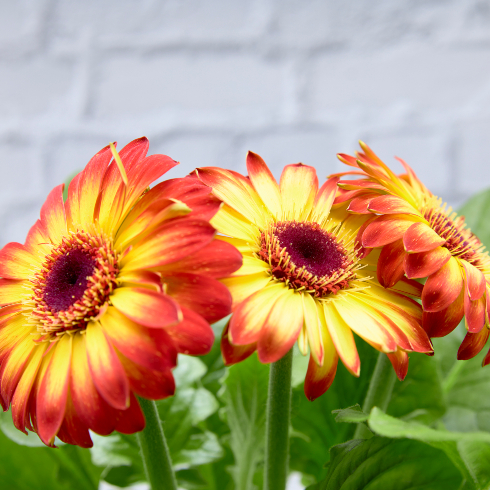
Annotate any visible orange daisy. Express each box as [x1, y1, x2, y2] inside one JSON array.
[[0, 137, 241, 447], [197, 152, 432, 401], [335, 142, 490, 364]]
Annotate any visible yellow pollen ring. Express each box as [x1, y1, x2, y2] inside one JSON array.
[[109, 142, 128, 186]]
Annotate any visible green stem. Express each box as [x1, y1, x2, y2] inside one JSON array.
[[136, 397, 177, 490], [264, 349, 293, 490], [354, 352, 396, 439]]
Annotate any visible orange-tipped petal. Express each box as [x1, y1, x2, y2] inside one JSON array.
[[160, 239, 243, 279], [404, 247, 452, 279], [403, 222, 446, 253], [246, 151, 282, 218], [37, 335, 72, 445], [111, 287, 182, 329], [484, 348, 490, 367], [362, 215, 417, 248], [323, 302, 360, 377], [458, 327, 490, 360], [464, 287, 486, 334], [279, 164, 318, 220], [164, 306, 214, 356], [197, 166, 269, 227], [229, 283, 287, 345], [422, 258, 463, 313], [377, 239, 406, 288], [120, 219, 216, 272], [121, 357, 175, 400], [257, 290, 303, 364], [163, 273, 231, 324], [86, 322, 130, 410], [302, 293, 323, 365], [70, 334, 117, 436], [304, 325, 338, 401], [115, 392, 145, 434], [40, 184, 67, 244], [0, 279, 28, 306], [422, 289, 464, 338], [368, 195, 422, 217], [0, 243, 38, 280], [386, 350, 409, 381], [221, 321, 256, 365], [347, 193, 379, 214], [99, 306, 177, 371], [311, 177, 339, 223], [461, 259, 486, 301]]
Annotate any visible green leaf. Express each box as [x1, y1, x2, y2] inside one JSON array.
[[290, 338, 378, 481], [218, 353, 269, 490], [312, 436, 462, 490], [368, 408, 490, 489], [0, 411, 45, 447], [332, 405, 368, 424], [0, 428, 100, 490]]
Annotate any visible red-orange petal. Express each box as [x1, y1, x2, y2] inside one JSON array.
[[40, 183, 67, 244], [111, 287, 182, 329], [120, 218, 216, 272], [464, 287, 486, 334], [163, 273, 232, 324], [461, 260, 486, 301], [347, 193, 378, 214], [421, 258, 463, 313], [122, 356, 175, 400], [386, 350, 409, 381], [257, 291, 303, 364], [86, 322, 130, 410], [304, 352, 338, 401], [36, 335, 72, 445], [57, 397, 93, 448], [458, 328, 490, 360], [362, 215, 416, 248], [164, 306, 214, 356], [403, 222, 446, 253], [377, 239, 406, 288], [368, 195, 421, 217], [422, 289, 464, 338], [99, 306, 177, 371], [404, 246, 452, 279], [311, 177, 340, 223], [115, 392, 146, 434], [221, 321, 256, 365], [159, 239, 242, 278], [70, 334, 117, 436]]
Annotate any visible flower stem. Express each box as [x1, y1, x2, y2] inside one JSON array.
[[136, 397, 177, 490], [354, 352, 396, 439], [264, 348, 293, 490]]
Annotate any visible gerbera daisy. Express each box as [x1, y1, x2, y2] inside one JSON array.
[[335, 142, 490, 364], [196, 152, 432, 400], [0, 137, 241, 447]]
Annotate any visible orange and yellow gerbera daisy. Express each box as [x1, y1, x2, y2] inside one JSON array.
[[196, 152, 432, 401], [335, 142, 490, 364], [0, 137, 241, 447]]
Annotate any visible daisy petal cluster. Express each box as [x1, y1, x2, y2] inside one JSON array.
[[0, 138, 241, 447], [197, 152, 433, 400], [335, 141, 490, 364]]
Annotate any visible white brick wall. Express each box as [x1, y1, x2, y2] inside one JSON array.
[[1, 0, 490, 247]]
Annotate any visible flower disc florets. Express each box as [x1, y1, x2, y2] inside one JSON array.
[[30, 230, 119, 339], [423, 204, 486, 266], [258, 221, 357, 297]]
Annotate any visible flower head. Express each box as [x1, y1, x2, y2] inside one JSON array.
[[197, 152, 432, 400], [0, 137, 241, 447], [335, 142, 490, 364]]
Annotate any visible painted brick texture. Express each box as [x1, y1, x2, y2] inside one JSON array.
[[1, 0, 490, 248]]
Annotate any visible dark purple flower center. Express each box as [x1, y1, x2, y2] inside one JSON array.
[[43, 249, 96, 312], [276, 222, 345, 278]]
